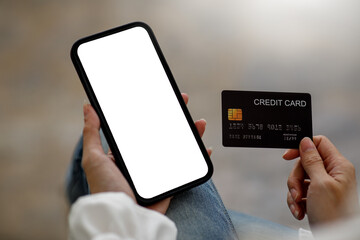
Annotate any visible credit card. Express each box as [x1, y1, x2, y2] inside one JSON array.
[[222, 90, 312, 149]]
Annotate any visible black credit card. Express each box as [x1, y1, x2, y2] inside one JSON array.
[[222, 90, 313, 149]]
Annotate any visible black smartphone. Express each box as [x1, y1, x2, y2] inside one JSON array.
[[71, 22, 213, 205]]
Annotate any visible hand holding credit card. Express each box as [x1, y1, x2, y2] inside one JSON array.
[[222, 91, 313, 149]]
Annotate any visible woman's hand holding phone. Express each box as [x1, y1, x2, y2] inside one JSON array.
[[82, 93, 212, 214]]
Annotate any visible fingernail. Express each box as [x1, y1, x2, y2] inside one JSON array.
[[290, 204, 295, 214], [200, 118, 207, 124], [83, 99, 90, 116], [290, 188, 298, 201], [290, 204, 299, 218], [300, 137, 315, 153], [282, 149, 291, 158], [294, 209, 299, 219], [83, 103, 90, 117]]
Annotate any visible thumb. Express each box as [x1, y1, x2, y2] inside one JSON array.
[[299, 137, 328, 180], [83, 104, 103, 155]]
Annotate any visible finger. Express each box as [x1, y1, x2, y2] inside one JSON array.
[[287, 159, 305, 203], [195, 119, 206, 138], [302, 179, 309, 202], [287, 191, 303, 220], [282, 135, 323, 160], [107, 149, 116, 163], [181, 93, 189, 105], [207, 147, 212, 157], [313, 135, 344, 165], [312, 135, 337, 158], [282, 149, 299, 160], [83, 104, 104, 156], [299, 137, 328, 180]]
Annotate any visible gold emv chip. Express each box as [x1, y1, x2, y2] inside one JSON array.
[[228, 108, 242, 121]]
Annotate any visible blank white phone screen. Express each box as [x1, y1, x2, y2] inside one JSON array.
[[77, 26, 208, 199]]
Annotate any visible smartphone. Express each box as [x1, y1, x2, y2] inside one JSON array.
[[71, 22, 213, 205]]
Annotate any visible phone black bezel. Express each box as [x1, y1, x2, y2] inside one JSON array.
[[71, 22, 213, 206]]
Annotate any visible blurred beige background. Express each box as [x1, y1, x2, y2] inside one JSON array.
[[1, 0, 360, 239]]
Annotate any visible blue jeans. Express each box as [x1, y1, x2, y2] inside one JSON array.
[[66, 134, 297, 240]]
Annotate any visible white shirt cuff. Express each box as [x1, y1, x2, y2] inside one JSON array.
[[69, 192, 177, 240]]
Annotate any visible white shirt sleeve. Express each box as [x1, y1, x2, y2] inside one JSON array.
[[298, 228, 314, 240], [68, 192, 177, 240]]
